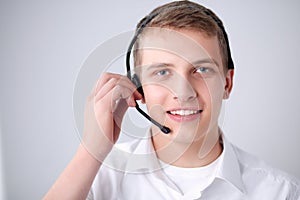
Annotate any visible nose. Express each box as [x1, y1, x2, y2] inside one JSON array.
[[172, 75, 197, 102]]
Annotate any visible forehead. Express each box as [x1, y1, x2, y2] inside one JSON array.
[[137, 27, 222, 67]]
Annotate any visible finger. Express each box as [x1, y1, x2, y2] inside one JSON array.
[[95, 73, 123, 94], [126, 89, 145, 107], [95, 78, 118, 102], [111, 85, 136, 102], [111, 85, 139, 112], [95, 76, 143, 103], [111, 75, 142, 96]]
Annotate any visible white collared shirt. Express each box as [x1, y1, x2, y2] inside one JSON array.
[[87, 130, 300, 200]]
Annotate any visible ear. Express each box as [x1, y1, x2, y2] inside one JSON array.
[[223, 69, 234, 99]]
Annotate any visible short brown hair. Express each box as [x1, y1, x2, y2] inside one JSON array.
[[133, 0, 232, 71]]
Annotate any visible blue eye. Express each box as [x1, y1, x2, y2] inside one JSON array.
[[196, 67, 209, 73], [156, 69, 169, 76]]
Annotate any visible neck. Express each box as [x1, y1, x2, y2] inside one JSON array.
[[152, 127, 223, 168]]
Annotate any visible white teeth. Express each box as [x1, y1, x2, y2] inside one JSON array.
[[169, 110, 199, 116]]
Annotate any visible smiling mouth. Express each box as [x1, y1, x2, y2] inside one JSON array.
[[167, 109, 202, 116]]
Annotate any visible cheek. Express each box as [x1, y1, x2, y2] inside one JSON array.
[[143, 85, 169, 119], [194, 78, 223, 105], [205, 79, 225, 114], [143, 85, 167, 103]]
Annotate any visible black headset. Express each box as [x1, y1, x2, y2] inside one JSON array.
[[125, 8, 234, 134]]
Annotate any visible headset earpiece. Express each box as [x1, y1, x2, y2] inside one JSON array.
[[131, 74, 144, 97]]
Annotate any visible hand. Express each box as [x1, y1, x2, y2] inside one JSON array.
[[82, 72, 143, 162]]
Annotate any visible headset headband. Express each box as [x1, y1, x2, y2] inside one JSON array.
[[126, 12, 159, 80]]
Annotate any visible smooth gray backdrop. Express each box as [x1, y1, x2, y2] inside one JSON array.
[[1, 0, 300, 199]]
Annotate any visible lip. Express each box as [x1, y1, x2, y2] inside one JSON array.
[[166, 108, 202, 122]]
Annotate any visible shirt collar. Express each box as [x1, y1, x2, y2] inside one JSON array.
[[122, 128, 245, 193], [122, 128, 182, 193], [215, 135, 245, 194], [123, 129, 161, 173]]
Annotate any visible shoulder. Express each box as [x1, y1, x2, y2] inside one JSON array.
[[100, 138, 140, 173], [231, 144, 300, 197], [232, 144, 298, 182], [89, 139, 140, 200]]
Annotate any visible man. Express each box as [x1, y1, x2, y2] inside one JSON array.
[[44, 1, 300, 199]]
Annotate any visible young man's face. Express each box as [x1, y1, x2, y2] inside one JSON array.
[[137, 28, 233, 144]]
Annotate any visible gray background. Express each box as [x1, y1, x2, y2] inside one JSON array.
[[1, 0, 300, 199]]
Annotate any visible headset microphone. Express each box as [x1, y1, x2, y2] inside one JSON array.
[[130, 74, 171, 134], [126, 13, 171, 134], [129, 73, 171, 134], [135, 102, 171, 134]]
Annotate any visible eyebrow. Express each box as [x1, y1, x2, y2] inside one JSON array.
[[192, 58, 220, 67], [145, 58, 220, 70], [145, 63, 173, 70]]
